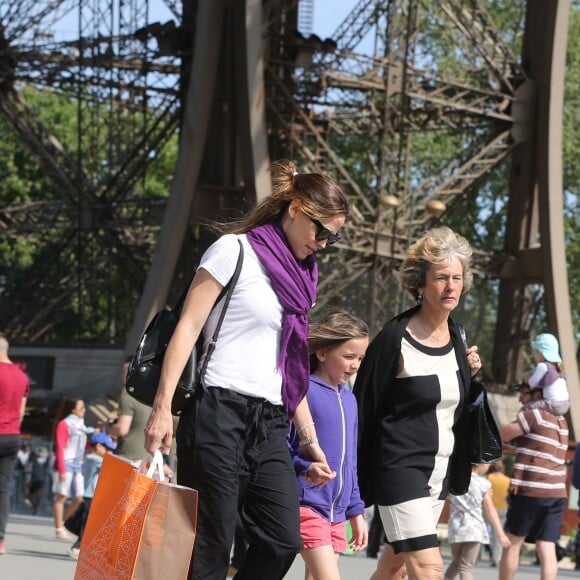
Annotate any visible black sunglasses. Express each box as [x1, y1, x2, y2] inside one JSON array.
[[308, 216, 344, 245]]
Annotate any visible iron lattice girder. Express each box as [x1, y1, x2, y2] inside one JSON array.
[[0, 0, 77, 45], [0, 198, 166, 237], [265, 0, 575, 375], [268, 92, 515, 249], [438, 0, 524, 93], [0, 0, 576, 429], [0, 0, 183, 342], [275, 0, 525, 235], [0, 1, 530, 323], [316, 253, 372, 307], [161, 0, 181, 21], [2, 0, 520, 264], [267, 67, 375, 216], [266, 67, 507, 273], [406, 129, 515, 226], [323, 69, 515, 125], [328, 0, 384, 53], [0, 86, 177, 233], [11, 41, 181, 86], [322, 0, 524, 80]]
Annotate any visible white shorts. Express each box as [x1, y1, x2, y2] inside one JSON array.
[[52, 471, 84, 498], [379, 496, 445, 553]]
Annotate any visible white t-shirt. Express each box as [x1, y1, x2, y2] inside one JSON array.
[[197, 233, 284, 405]]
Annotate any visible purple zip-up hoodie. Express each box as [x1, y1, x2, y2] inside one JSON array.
[[289, 375, 365, 523]]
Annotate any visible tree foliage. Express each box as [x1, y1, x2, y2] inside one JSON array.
[[0, 88, 178, 343]]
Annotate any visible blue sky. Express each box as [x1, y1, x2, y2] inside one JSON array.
[[50, 1, 358, 43], [311, 0, 356, 38]]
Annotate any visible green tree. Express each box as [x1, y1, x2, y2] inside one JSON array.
[[0, 87, 179, 344]]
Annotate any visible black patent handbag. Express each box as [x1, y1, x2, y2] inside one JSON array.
[[125, 240, 244, 415], [458, 324, 503, 464], [467, 380, 503, 464]]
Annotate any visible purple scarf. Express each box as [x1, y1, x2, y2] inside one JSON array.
[[247, 222, 318, 418]]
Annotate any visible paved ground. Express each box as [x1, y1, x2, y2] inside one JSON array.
[[2, 514, 578, 579]]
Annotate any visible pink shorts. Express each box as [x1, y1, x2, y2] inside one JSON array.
[[299, 506, 347, 553]]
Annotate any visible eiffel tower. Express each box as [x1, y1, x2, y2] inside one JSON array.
[[0, 1, 577, 432]]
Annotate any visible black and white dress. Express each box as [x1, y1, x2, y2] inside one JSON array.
[[377, 332, 461, 553]]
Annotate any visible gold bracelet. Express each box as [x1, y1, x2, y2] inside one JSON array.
[[299, 436, 319, 447]]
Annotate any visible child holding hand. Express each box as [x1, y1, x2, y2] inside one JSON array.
[[289, 310, 369, 580]]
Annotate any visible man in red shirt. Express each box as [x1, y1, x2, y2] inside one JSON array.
[[0, 332, 30, 555], [499, 383, 568, 580]]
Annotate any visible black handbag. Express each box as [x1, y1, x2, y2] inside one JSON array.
[[467, 380, 503, 464], [458, 324, 502, 464], [125, 239, 244, 415]]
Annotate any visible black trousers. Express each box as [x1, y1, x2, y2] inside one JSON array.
[[231, 514, 249, 569], [0, 434, 20, 541], [176, 387, 302, 580]]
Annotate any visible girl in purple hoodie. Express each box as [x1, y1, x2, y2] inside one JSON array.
[[289, 310, 369, 580]]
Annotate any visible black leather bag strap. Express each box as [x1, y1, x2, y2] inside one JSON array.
[[197, 238, 244, 388]]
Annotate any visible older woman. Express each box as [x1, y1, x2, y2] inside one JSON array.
[[354, 227, 482, 580]]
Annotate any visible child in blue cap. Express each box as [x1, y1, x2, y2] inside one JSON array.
[[523, 333, 569, 415]]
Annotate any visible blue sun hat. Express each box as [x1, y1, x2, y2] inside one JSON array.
[[531, 333, 562, 363]]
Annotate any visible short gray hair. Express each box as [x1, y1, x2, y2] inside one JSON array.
[[399, 226, 473, 301]]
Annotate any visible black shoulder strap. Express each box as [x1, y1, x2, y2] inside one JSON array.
[[173, 238, 242, 314], [197, 238, 244, 385]]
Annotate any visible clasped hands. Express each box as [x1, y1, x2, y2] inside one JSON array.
[[301, 442, 336, 487]]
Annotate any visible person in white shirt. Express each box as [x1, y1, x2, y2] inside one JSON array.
[[144, 159, 349, 579]]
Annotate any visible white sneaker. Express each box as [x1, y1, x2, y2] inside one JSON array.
[[68, 546, 80, 559], [55, 527, 71, 540]]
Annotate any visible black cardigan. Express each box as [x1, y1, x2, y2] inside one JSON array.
[[353, 306, 475, 506]]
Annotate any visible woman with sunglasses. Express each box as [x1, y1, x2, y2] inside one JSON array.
[[144, 159, 349, 580]]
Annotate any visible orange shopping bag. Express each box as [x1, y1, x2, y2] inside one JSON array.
[[74, 451, 198, 580]]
